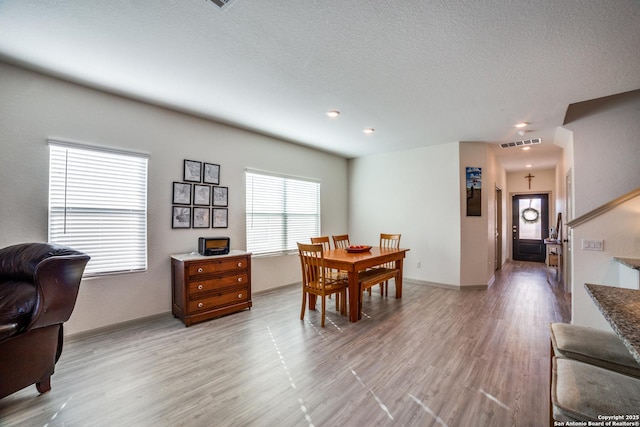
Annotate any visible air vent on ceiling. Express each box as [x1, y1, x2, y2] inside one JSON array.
[[206, 0, 236, 10], [500, 138, 541, 148]]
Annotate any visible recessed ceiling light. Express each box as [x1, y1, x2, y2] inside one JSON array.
[[326, 110, 340, 118], [522, 146, 531, 151], [363, 128, 375, 134], [526, 164, 533, 168], [515, 122, 529, 128]]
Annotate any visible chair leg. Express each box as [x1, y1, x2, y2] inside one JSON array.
[[342, 290, 347, 315], [300, 291, 307, 320], [321, 296, 326, 327]]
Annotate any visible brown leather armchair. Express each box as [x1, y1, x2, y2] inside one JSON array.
[[0, 243, 89, 398]]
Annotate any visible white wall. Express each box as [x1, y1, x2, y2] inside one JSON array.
[[459, 142, 497, 287], [563, 90, 640, 330], [0, 62, 348, 335], [571, 196, 640, 330], [506, 168, 556, 196], [349, 141, 503, 288], [348, 143, 462, 286], [566, 90, 640, 217]]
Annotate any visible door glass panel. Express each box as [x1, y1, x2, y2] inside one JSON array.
[[519, 198, 541, 239]]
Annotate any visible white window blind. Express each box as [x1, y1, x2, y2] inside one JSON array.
[[246, 170, 320, 256], [48, 140, 148, 276]]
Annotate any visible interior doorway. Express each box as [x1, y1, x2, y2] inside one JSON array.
[[564, 169, 573, 291], [495, 186, 503, 270], [512, 194, 549, 262]]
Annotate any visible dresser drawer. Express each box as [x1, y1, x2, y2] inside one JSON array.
[[188, 287, 249, 313], [189, 273, 249, 294], [188, 258, 248, 276]]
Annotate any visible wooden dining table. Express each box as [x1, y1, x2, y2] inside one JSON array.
[[314, 246, 410, 322]]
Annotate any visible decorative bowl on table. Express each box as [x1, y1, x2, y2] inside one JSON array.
[[345, 245, 372, 253]]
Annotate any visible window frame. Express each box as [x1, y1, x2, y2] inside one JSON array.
[[48, 139, 149, 277], [245, 169, 321, 257]]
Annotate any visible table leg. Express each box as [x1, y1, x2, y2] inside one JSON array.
[[348, 271, 359, 322], [395, 258, 403, 299], [309, 294, 316, 311]]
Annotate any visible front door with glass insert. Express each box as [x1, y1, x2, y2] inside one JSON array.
[[512, 194, 549, 262]]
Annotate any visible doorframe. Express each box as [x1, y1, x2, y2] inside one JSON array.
[[495, 186, 503, 270], [509, 191, 552, 262], [564, 169, 573, 292]]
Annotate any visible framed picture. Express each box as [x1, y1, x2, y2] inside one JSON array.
[[172, 182, 192, 205], [466, 167, 482, 216], [212, 208, 228, 228], [183, 159, 202, 182], [213, 186, 228, 207], [172, 206, 191, 229], [204, 163, 220, 185], [193, 207, 210, 228], [193, 184, 211, 206]]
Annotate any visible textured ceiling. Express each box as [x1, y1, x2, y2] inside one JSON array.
[[0, 1, 639, 170]]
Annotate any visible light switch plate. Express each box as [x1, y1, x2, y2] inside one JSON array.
[[582, 239, 604, 251]]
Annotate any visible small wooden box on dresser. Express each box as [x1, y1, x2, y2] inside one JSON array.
[[171, 250, 252, 326]]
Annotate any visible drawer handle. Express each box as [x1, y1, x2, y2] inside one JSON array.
[[237, 262, 243, 267], [197, 284, 204, 290], [238, 293, 243, 299], [197, 267, 203, 273], [237, 277, 243, 282], [197, 302, 204, 308]]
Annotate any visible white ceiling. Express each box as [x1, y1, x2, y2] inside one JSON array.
[[1, 1, 639, 170]]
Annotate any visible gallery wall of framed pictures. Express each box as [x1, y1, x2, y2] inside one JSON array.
[[172, 159, 229, 229]]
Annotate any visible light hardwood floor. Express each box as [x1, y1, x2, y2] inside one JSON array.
[[0, 261, 570, 427]]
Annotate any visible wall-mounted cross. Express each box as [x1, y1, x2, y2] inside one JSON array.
[[524, 173, 535, 189]]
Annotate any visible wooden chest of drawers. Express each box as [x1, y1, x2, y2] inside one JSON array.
[[171, 251, 252, 326]]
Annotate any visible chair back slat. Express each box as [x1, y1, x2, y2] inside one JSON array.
[[380, 233, 401, 268], [332, 234, 350, 249], [310, 236, 331, 251], [380, 233, 401, 249]]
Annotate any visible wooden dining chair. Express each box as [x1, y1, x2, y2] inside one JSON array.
[[311, 236, 343, 305], [310, 236, 331, 251], [358, 233, 401, 308], [311, 236, 347, 282], [332, 234, 350, 249], [297, 243, 348, 327], [378, 233, 401, 296]]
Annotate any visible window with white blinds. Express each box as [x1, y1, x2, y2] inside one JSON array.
[[48, 140, 148, 276], [246, 170, 320, 256]]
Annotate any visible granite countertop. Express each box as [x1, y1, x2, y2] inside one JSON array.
[[585, 283, 640, 364], [613, 257, 640, 270]]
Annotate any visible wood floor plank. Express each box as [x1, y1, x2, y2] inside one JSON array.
[[0, 261, 570, 426]]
